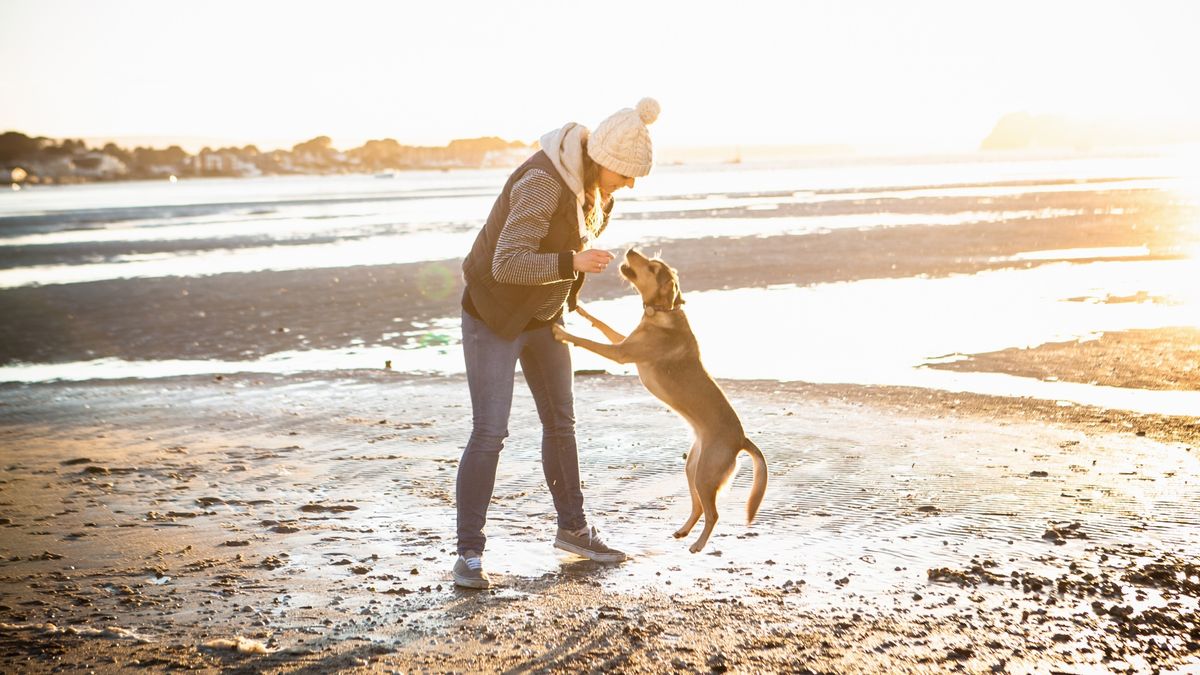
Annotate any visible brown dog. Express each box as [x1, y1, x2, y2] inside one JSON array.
[[552, 249, 767, 552]]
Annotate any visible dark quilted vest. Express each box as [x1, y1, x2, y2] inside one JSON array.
[[461, 150, 585, 340]]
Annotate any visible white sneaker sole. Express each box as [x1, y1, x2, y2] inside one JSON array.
[[554, 538, 627, 563]]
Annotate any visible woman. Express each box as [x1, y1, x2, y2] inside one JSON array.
[[453, 98, 660, 589]]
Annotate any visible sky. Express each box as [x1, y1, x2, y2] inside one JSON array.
[[2, 0, 1198, 153]]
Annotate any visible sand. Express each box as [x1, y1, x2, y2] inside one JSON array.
[[1, 371, 1198, 673], [930, 326, 1200, 392]]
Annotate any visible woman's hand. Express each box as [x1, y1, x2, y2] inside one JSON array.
[[573, 249, 614, 274]]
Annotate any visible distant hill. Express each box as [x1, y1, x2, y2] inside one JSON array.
[[981, 112, 1200, 151]]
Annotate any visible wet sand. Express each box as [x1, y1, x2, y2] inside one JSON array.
[[1, 372, 1198, 673], [929, 326, 1200, 392]]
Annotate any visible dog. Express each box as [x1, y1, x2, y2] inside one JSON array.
[[552, 248, 767, 552]]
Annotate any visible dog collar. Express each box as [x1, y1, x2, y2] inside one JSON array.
[[643, 303, 681, 316]]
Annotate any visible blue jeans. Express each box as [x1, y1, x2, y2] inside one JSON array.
[[456, 309, 586, 554]]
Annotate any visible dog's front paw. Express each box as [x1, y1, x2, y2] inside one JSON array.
[[688, 541, 705, 554], [551, 324, 570, 343], [672, 527, 690, 539]]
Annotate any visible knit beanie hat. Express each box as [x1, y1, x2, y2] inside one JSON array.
[[587, 97, 660, 178]]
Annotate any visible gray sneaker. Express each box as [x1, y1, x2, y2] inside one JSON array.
[[554, 525, 627, 562], [452, 550, 490, 589]]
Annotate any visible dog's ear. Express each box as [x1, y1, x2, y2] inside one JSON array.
[[671, 268, 685, 308], [655, 265, 684, 310]]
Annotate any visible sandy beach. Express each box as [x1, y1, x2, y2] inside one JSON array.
[[1, 372, 1198, 673], [2, 159, 1200, 673]]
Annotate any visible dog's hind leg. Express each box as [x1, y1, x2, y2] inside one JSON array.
[[673, 442, 702, 539], [673, 486, 701, 539], [689, 482, 720, 553], [689, 450, 738, 553]]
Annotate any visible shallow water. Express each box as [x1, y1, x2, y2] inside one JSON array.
[[6, 256, 1199, 416], [0, 208, 1093, 288], [2, 152, 1194, 289], [0, 170, 506, 218], [559, 257, 1200, 414], [0, 230, 477, 288], [5, 152, 1200, 416], [0, 152, 1180, 217], [618, 176, 1173, 215]]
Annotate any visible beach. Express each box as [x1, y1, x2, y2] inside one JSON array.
[[2, 153, 1200, 673]]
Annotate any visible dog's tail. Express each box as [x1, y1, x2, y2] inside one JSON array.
[[742, 438, 768, 524]]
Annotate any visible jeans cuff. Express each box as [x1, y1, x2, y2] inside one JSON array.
[[558, 515, 587, 531]]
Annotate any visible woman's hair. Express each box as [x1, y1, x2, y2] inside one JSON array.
[[580, 138, 602, 235]]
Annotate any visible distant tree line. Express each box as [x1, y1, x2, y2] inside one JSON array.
[[0, 131, 531, 185]]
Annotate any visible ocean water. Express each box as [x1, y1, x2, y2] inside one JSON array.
[[2, 151, 1199, 415]]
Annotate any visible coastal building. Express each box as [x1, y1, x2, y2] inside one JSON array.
[[68, 152, 128, 178], [192, 150, 263, 177]]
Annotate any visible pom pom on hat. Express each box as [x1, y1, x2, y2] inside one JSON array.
[[587, 97, 660, 178], [636, 97, 660, 125]]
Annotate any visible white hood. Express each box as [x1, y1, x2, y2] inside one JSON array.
[[538, 122, 589, 233]]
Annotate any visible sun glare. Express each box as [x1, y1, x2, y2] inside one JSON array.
[[1179, 153, 1200, 209]]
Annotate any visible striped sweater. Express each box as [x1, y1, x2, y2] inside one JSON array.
[[491, 168, 612, 321]]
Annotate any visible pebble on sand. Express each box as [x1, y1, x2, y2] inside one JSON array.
[[202, 636, 271, 654]]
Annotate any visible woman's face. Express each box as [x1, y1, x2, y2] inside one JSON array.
[[598, 165, 635, 198]]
